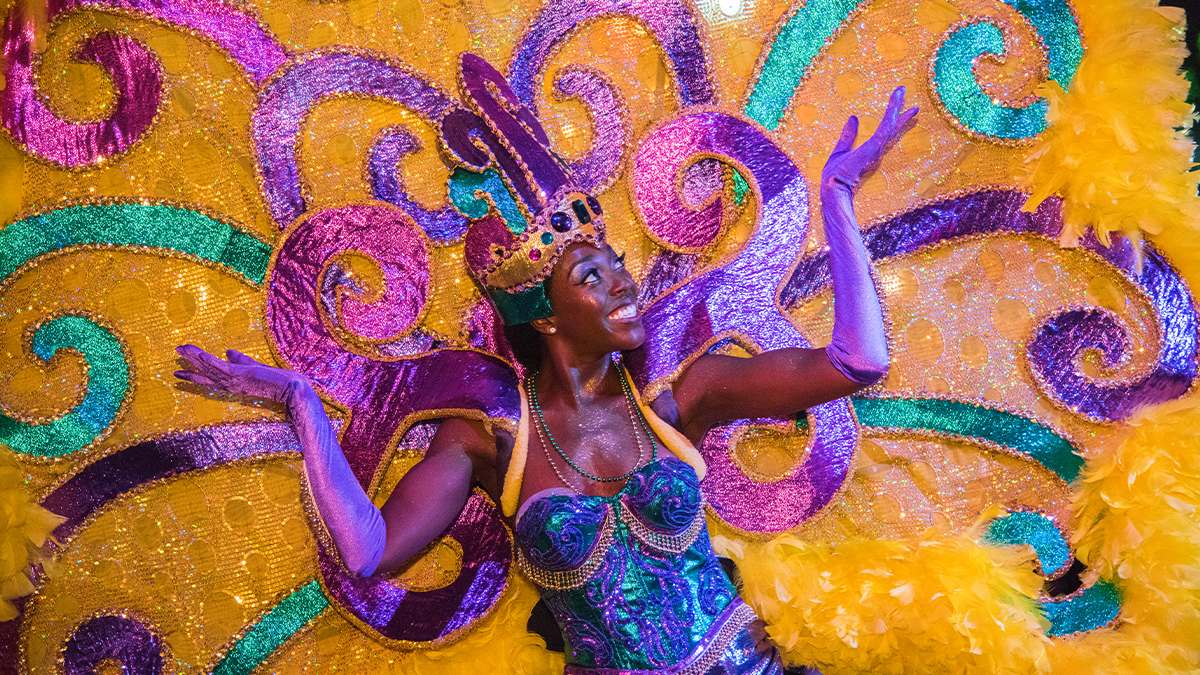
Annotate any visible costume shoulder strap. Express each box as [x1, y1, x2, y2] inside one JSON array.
[[500, 382, 530, 518]]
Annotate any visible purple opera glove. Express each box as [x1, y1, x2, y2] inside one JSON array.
[[818, 86, 918, 386], [174, 345, 386, 576]]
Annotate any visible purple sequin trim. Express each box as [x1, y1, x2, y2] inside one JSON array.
[[781, 189, 1198, 421], [54, 0, 287, 84], [547, 66, 630, 194], [253, 52, 453, 225], [62, 615, 163, 675], [627, 110, 857, 533]]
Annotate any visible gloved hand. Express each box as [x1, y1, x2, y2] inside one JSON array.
[[818, 86, 917, 386], [821, 86, 919, 193], [173, 344, 303, 403], [174, 344, 386, 575]]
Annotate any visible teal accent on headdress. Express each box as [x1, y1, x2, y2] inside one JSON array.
[[449, 167, 529, 234], [489, 283, 554, 325]]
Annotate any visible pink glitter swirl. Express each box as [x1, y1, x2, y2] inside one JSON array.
[[1, 12, 161, 168], [628, 110, 857, 533]]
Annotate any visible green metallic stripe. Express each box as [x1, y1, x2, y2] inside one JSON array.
[[449, 167, 529, 234], [745, 0, 867, 130], [212, 580, 329, 675], [932, 23, 1049, 139], [1040, 579, 1121, 637], [0, 316, 130, 457], [852, 397, 1083, 482], [984, 511, 1071, 577], [797, 397, 1083, 482], [0, 203, 271, 286]]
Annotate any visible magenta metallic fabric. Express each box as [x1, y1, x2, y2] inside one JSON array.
[[1, 0, 288, 167], [627, 109, 857, 533], [1, 9, 161, 168]]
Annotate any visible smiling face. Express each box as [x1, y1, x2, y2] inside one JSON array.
[[536, 242, 644, 358]]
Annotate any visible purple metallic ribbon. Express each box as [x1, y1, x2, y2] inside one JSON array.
[[628, 110, 857, 533], [781, 189, 1198, 422], [368, 126, 468, 243], [267, 202, 521, 640]]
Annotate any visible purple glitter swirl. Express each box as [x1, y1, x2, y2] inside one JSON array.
[[506, 0, 714, 205], [62, 615, 164, 675], [368, 126, 467, 243], [253, 52, 454, 226], [318, 490, 512, 644], [52, 0, 287, 84], [548, 65, 630, 194], [1, 16, 161, 168], [1, 0, 287, 167], [267, 204, 520, 483], [781, 189, 1198, 422], [507, 0, 714, 107], [627, 110, 857, 533]]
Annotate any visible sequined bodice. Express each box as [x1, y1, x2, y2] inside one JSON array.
[[515, 456, 737, 670]]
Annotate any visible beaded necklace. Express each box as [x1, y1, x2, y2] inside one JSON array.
[[526, 359, 658, 491]]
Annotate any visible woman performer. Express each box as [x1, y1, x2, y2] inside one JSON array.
[[174, 54, 916, 673]]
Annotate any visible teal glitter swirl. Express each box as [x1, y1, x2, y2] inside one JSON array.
[[448, 167, 529, 234], [212, 580, 329, 675], [932, 1, 1082, 140], [1040, 579, 1121, 637], [983, 511, 1071, 576], [0, 203, 272, 286], [797, 397, 1083, 482], [744, 0, 866, 130], [0, 316, 130, 457]]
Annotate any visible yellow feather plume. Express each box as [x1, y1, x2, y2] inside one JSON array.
[[0, 454, 64, 621], [1021, 0, 1200, 255]]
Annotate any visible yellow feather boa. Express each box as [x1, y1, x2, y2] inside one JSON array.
[[0, 454, 63, 621], [1021, 0, 1200, 252], [711, 396, 1200, 673]]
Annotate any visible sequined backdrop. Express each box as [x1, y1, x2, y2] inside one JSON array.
[[1, 0, 1195, 671]]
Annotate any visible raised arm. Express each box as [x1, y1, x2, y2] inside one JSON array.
[[174, 346, 490, 577], [671, 87, 917, 439]]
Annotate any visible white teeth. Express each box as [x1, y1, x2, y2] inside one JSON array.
[[608, 304, 637, 320]]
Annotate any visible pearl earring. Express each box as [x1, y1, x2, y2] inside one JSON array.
[[547, 327, 557, 334]]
